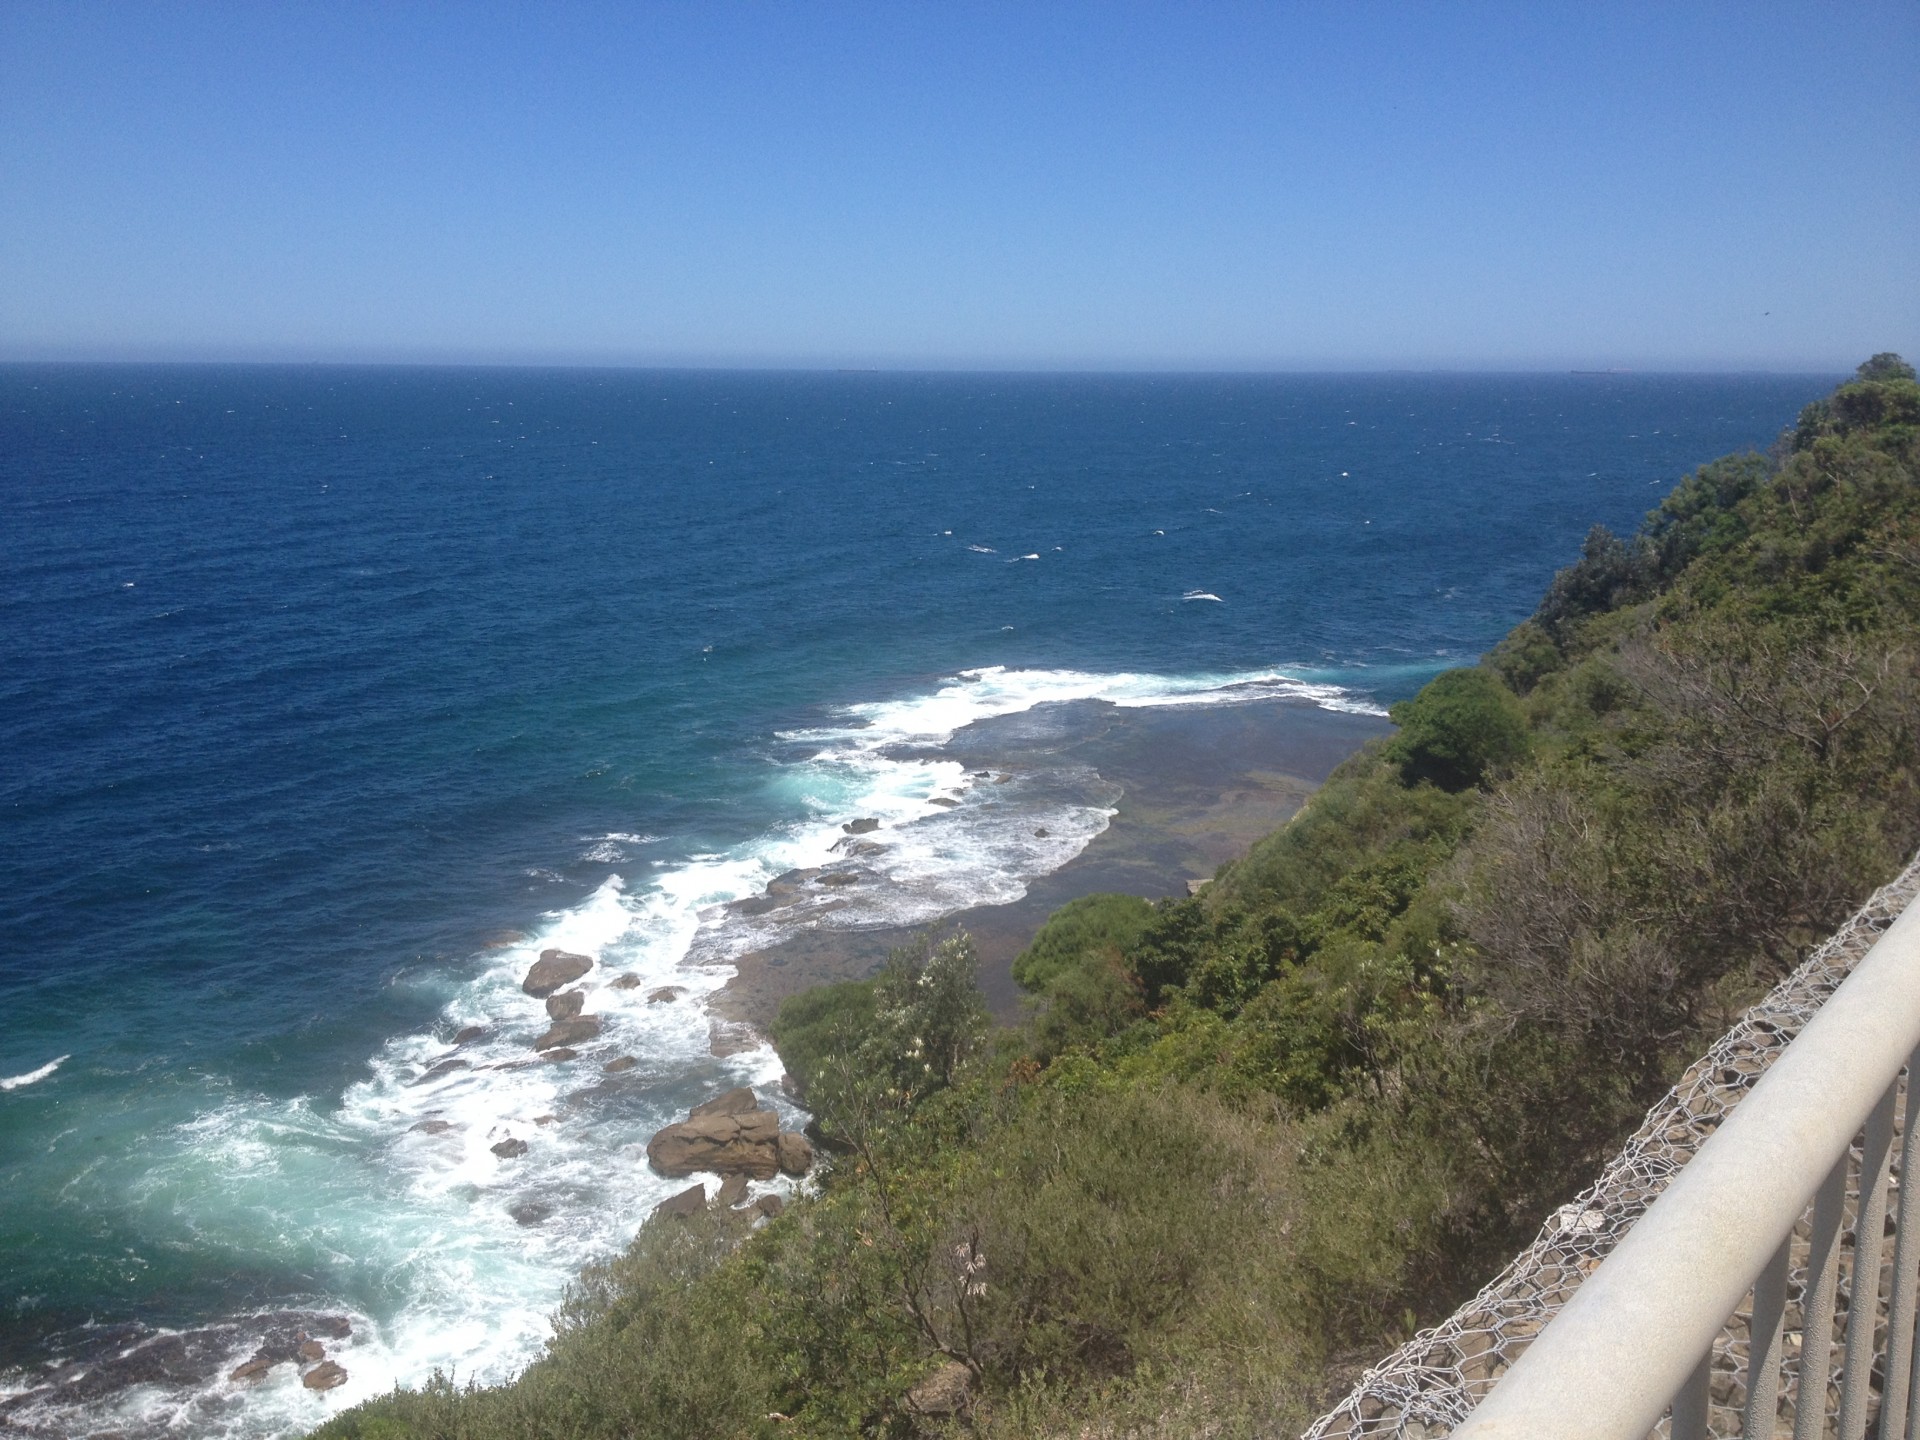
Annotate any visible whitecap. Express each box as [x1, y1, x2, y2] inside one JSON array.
[[965, 544, 996, 553], [1182, 591, 1223, 603], [1, 1055, 68, 1091]]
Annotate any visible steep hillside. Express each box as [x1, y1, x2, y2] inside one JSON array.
[[315, 357, 1920, 1440]]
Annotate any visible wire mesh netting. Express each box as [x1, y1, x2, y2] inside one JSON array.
[[1302, 852, 1920, 1440]]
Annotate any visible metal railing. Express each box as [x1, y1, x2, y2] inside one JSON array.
[[1452, 890, 1920, 1440]]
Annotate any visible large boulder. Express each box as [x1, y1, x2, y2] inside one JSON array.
[[776, 1131, 814, 1176], [647, 1107, 782, 1179], [843, 817, 881, 834], [523, 949, 593, 997], [534, 1016, 601, 1051], [303, 1360, 348, 1392], [545, 989, 585, 1021], [652, 1183, 707, 1220], [691, 1087, 760, 1118]]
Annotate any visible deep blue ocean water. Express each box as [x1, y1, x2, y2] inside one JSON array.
[[0, 365, 1835, 1436]]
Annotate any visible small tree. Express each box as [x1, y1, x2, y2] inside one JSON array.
[[1857, 352, 1916, 383], [1387, 668, 1530, 792]]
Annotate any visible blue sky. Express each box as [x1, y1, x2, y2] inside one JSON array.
[[2, 2, 1914, 370]]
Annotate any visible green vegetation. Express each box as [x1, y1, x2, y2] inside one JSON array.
[[316, 359, 1920, 1439]]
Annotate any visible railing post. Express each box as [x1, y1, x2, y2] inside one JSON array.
[[1794, 1155, 1849, 1440], [1673, 1349, 1711, 1440], [1746, 1237, 1792, 1440], [1838, 1083, 1897, 1440], [1881, 1056, 1920, 1438]]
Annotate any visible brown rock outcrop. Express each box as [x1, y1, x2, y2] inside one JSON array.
[[652, 1182, 707, 1220], [303, 1360, 348, 1391], [691, 1087, 760, 1118], [522, 949, 593, 997], [603, 1055, 638, 1073], [533, 1016, 601, 1051], [545, 990, 585, 1021], [647, 1107, 782, 1179], [715, 1173, 749, 1207], [647, 985, 686, 1003], [843, 817, 881, 834], [491, 1137, 529, 1158], [610, 972, 643, 989], [776, 1131, 814, 1176]]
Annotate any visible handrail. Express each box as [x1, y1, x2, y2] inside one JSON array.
[[1451, 893, 1920, 1440]]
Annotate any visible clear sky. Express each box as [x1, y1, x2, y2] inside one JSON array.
[[2, 2, 1914, 370]]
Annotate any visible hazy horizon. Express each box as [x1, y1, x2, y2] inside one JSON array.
[[3, 3, 1915, 371]]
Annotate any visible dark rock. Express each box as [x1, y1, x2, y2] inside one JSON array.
[[545, 989, 585, 1021], [648, 1108, 782, 1178], [303, 1360, 348, 1391], [647, 985, 687, 1003], [652, 1183, 707, 1220], [543, 1047, 579, 1062], [509, 1200, 553, 1226], [523, 949, 593, 997], [610, 973, 644, 989], [906, 1359, 973, 1415], [297, 1340, 327, 1363], [414, 1057, 470, 1084], [491, 1137, 529, 1158], [1033, 827, 1050, 838], [715, 1173, 749, 1207], [928, 796, 959, 807], [603, 1055, 639, 1073], [229, 1356, 278, 1382], [776, 1131, 814, 1176], [973, 770, 991, 778], [410, 1119, 455, 1135], [691, 1087, 760, 1118], [847, 840, 887, 857], [842, 817, 881, 834], [534, 1016, 602, 1051], [820, 871, 859, 887], [754, 1193, 785, 1218], [453, 1025, 487, 1045], [533, 1114, 558, 1125]]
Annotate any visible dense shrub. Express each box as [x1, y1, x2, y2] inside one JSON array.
[[1384, 667, 1530, 791]]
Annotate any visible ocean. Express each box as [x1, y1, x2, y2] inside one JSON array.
[[0, 365, 1835, 1437]]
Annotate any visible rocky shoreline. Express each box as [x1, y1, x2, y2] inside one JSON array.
[[713, 696, 1391, 1031]]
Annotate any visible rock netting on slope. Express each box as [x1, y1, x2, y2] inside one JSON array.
[[1301, 850, 1920, 1440], [647, 1087, 814, 1181]]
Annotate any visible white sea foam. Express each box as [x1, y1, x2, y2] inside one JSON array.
[[1182, 590, 1223, 602], [1, 1055, 68, 1091], [55, 659, 1381, 1438]]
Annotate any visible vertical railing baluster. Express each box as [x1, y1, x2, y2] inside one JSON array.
[[1889, 1056, 1920, 1440], [1748, 1236, 1794, 1440], [1795, 1155, 1851, 1440], [1673, 1348, 1712, 1440], [1840, 1083, 1898, 1440]]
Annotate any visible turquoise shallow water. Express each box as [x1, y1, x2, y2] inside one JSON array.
[[0, 365, 1834, 1435]]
